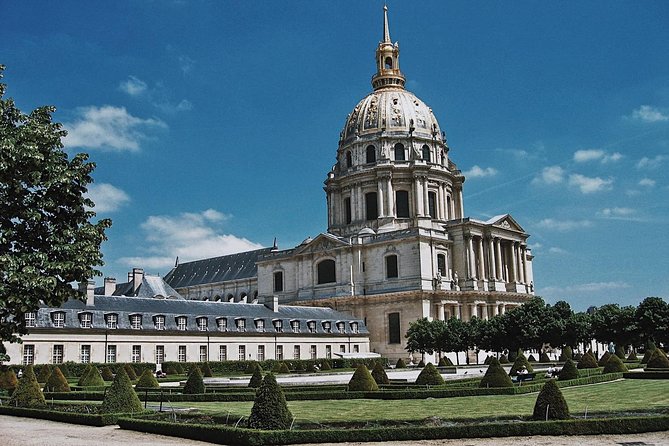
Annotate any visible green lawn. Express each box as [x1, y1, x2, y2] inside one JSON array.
[[167, 379, 669, 423]]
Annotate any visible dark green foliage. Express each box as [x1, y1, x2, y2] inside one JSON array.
[[559, 346, 573, 361], [100, 367, 143, 414], [573, 353, 583, 361], [305, 363, 318, 373], [165, 365, 179, 375], [135, 369, 160, 389], [78, 365, 105, 387], [508, 350, 518, 363], [558, 359, 579, 380], [9, 365, 45, 408], [483, 356, 492, 365], [37, 364, 52, 383], [320, 360, 332, 371], [44, 366, 70, 392], [598, 351, 611, 366], [499, 354, 509, 364], [58, 362, 71, 378], [124, 363, 137, 380], [641, 342, 657, 364], [417, 360, 425, 367], [603, 354, 628, 374], [540, 352, 551, 362], [528, 354, 537, 362], [509, 352, 534, 376], [438, 357, 448, 366], [348, 364, 379, 391], [371, 362, 389, 385], [646, 349, 669, 369], [201, 362, 213, 377], [0, 367, 18, 392], [615, 345, 626, 359], [248, 364, 263, 388], [183, 366, 205, 394], [101, 366, 114, 381], [441, 356, 454, 366], [532, 379, 570, 420], [415, 363, 444, 386], [479, 358, 513, 388], [245, 361, 259, 374], [174, 363, 185, 374], [77, 364, 93, 386], [626, 350, 638, 362], [395, 358, 406, 368], [278, 362, 290, 374], [577, 351, 599, 369], [248, 373, 293, 430]]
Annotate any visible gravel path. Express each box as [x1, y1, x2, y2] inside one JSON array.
[[1, 415, 668, 446]]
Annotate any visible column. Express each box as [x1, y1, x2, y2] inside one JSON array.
[[455, 304, 461, 319], [437, 183, 444, 220], [488, 237, 497, 280], [481, 304, 489, 320], [507, 242, 516, 282], [386, 176, 394, 217], [377, 180, 385, 217], [499, 303, 506, 315], [495, 238, 503, 281], [422, 177, 429, 216], [477, 237, 486, 280], [466, 236, 476, 279], [514, 242, 521, 283], [469, 303, 478, 321], [521, 245, 528, 284], [436, 303, 445, 321], [449, 191, 455, 219], [458, 188, 464, 218], [492, 304, 499, 317], [414, 176, 424, 216]]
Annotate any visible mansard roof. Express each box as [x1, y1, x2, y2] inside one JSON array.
[[164, 247, 274, 289]]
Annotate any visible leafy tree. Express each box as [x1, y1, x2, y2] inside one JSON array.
[[539, 301, 571, 349], [0, 366, 18, 392], [100, 367, 142, 414], [44, 366, 70, 392], [435, 317, 470, 365], [500, 297, 547, 352], [405, 317, 437, 362], [183, 366, 205, 394], [248, 373, 293, 430], [532, 380, 570, 420], [591, 304, 639, 350], [0, 66, 111, 350], [635, 297, 669, 345], [562, 312, 593, 349], [348, 364, 378, 391], [135, 369, 160, 389], [9, 365, 45, 408], [415, 363, 444, 385]]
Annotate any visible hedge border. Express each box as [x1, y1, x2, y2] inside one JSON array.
[[624, 371, 669, 379], [0, 405, 145, 426]]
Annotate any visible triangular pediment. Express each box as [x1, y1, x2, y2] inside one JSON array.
[[294, 233, 350, 255], [486, 214, 525, 232]]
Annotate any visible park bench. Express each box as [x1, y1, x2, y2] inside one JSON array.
[[512, 372, 536, 383]]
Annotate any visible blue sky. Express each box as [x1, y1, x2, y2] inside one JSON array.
[[2, 1, 668, 311]]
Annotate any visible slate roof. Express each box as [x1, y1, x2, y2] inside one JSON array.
[[164, 248, 273, 289]]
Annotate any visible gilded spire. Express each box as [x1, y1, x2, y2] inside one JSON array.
[[383, 5, 391, 43], [372, 5, 405, 91]]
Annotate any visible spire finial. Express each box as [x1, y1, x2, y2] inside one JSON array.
[[383, 5, 391, 43]]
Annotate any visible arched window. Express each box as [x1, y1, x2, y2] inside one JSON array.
[[386, 254, 398, 278], [365, 192, 378, 220], [385, 57, 393, 69], [227, 293, 234, 302], [273, 271, 284, 292], [428, 191, 437, 218], [345, 151, 352, 168], [317, 259, 336, 284], [240, 292, 248, 302], [394, 143, 405, 161], [366, 145, 376, 163], [396, 190, 409, 218], [422, 145, 431, 162]]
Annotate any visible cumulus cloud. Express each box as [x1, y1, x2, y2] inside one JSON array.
[[63, 105, 166, 151], [636, 155, 668, 170], [464, 165, 497, 178], [533, 165, 564, 185], [536, 218, 593, 232], [573, 149, 622, 164], [638, 178, 656, 187], [568, 174, 613, 194], [630, 105, 669, 123], [118, 209, 262, 271], [85, 183, 131, 213], [118, 75, 148, 96]]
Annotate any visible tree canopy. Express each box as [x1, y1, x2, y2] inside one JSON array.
[[0, 66, 111, 350]]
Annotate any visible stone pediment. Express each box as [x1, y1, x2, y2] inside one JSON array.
[[294, 233, 350, 255], [487, 214, 525, 232]]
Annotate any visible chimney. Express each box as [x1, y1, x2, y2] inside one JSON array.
[[79, 280, 96, 306], [104, 277, 116, 296], [132, 268, 144, 293], [263, 295, 279, 313]]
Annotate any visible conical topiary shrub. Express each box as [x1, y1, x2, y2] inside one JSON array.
[[165, 365, 179, 375], [577, 351, 599, 369], [540, 352, 551, 363], [101, 366, 114, 381], [78, 365, 105, 387], [201, 362, 213, 377], [479, 357, 513, 388], [438, 357, 448, 366], [573, 352, 583, 361], [395, 358, 406, 368], [248, 373, 293, 430], [348, 364, 379, 391], [509, 353, 534, 376], [183, 366, 205, 394], [559, 346, 573, 362], [646, 349, 669, 369], [415, 363, 444, 386], [641, 341, 657, 364], [499, 354, 509, 364], [10, 365, 46, 408], [0, 367, 18, 393], [245, 361, 259, 374], [483, 356, 492, 365], [371, 361, 389, 385], [135, 369, 160, 389], [626, 350, 638, 362], [44, 366, 70, 392], [59, 363, 72, 378], [77, 364, 93, 386], [123, 364, 138, 380], [37, 364, 52, 383], [558, 359, 579, 380], [320, 360, 332, 371], [248, 363, 263, 388], [528, 354, 537, 362], [100, 367, 143, 414], [532, 379, 570, 420], [598, 351, 611, 367], [278, 362, 290, 374], [602, 354, 628, 374], [615, 345, 626, 359]]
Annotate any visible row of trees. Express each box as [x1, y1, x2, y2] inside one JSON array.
[[406, 297, 669, 362]]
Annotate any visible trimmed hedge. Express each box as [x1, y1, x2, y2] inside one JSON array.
[[533, 380, 569, 420], [559, 346, 573, 361], [646, 349, 669, 369], [598, 351, 612, 367], [479, 358, 512, 388], [44, 367, 70, 393], [248, 364, 263, 389], [509, 353, 533, 376], [183, 366, 206, 394], [135, 369, 160, 389], [0, 406, 139, 426], [10, 365, 45, 408], [395, 358, 407, 369], [557, 359, 579, 381], [201, 362, 214, 377], [101, 366, 114, 381], [602, 354, 628, 374], [371, 362, 389, 385], [100, 367, 143, 414], [124, 363, 138, 380], [415, 363, 444, 386], [78, 365, 105, 387], [624, 371, 669, 379], [348, 364, 378, 391], [248, 373, 292, 430], [577, 351, 599, 369], [37, 364, 52, 383]]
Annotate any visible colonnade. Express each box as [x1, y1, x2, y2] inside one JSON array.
[[464, 235, 528, 283], [435, 301, 519, 322]]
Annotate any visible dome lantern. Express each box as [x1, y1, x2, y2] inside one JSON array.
[[371, 6, 405, 91]]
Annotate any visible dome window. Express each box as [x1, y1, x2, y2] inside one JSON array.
[[394, 143, 405, 161], [344, 197, 352, 224], [422, 145, 431, 162], [396, 190, 410, 218], [365, 192, 378, 220], [384, 57, 393, 69], [345, 151, 352, 168], [317, 259, 336, 284], [366, 145, 376, 164], [428, 192, 437, 218]]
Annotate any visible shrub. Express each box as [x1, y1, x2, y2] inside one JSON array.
[[371, 362, 389, 385], [183, 366, 205, 394], [577, 351, 598, 369], [248, 373, 293, 430], [615, 346, 626, 359], [532, 379, 570, 420], [273, 362, 290, 374], [77, 364, 93, 386], [626, 350, 638, 362], [78, 365, 105, 387], [559, 346, 573, 362], [348, 364, 379, 391], [641, 341, 657, 364], [201, 362, 213, 378], [100, 367, 143, 414], [646, 349, 669, 369], [479, 358, 512, 388], [101, 366, 114, 381], [539, 352, 551, 363], [305, 363, 318, 373], [124, 363, 138, 380], [603, 354, 628, 374], [248, 364, 263, 388], [44, 366, 70, 392], [573, 353, 583, 361], [174, 363, 185, 374], [320, 360, 332, 371], [499, 354, 509, 364], [415, 363, 444, 386], [558, 359, 579, 380], [59, 362, 72, 378], [508, 350, 519, 363], [165, 365, 179, 375], [483, 356, 492, 365], [245, 361, 259, 374], [9, 365, 46, 408], [0, 367, 18, 393], [417, 360, 425, 367], [509, 353, 533, 376], [135, 369, 160, 389], [527, 354, 537, 362], [37, 364, 52, 383], [598, 351, 611, 367], [442, 356, 454, 366], [395, 358, 406, 369]]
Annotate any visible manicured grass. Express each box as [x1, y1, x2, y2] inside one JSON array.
[[167, 379, 669, 423]]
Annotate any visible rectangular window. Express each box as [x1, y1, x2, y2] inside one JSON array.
[[176, 316, 187, 331], [322, 321, 332, 333], [236, 319, 246, 332], [396, 190, 410, 218], [428, 191, 437, 218], [276, 345, 283, 360], [25, 312, 36, 328], [325, 345, 332, 359], [340, 345, 346, 353], [255, 319, 265, 332], [132, 345, 141, 363], [437, 253, 446, 276], [107, 345, 117, 363], [106, 314, 118, 329], [154, 315, 165, 330], [291, 320, 300, 333], [310, 345, 317, 360], [293, 345, 301, 360], [219, 345, 227, 361], [273, 271, 284, 292], [350, 322, 359, 333], [337, 322, 345, 334], [386, 255, 398, 278], [308, 321, 316, 333], [197, 317, 208, 331], [80, 313, 92, 328], [52, 344, 63, 364], [130, 314, 142, 329], [238, 345, 246, 361], [257, 345, 265, 361], [365, 192, 378, 220], [388, 312, 401, 344], [52, 312, 65, 328], [155, 345, 164, 364], [344, 197, 352, 224], [217, 318, 227, 332], [274, 320, 283, 333], [23, 345, 35, 365], [199, 345, 208, 362], [178, 345, 186, 362], [80, 345, 91, 363], [353, 345, 360, 353]]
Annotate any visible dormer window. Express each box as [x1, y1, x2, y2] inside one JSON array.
[[154, 315, 165, 330], [129, 314, 142, 329], [235, 318, 246, 332], [217, 318, 227, 332], [322, 321, 332, 333], [52, 312, 65, 328], [307, 321, 316, 333], [291, 320, 300, 333], [350, 322, 359, 334], [197, 317, 208, 331], [79, 312, 92, 328], [105, 313, 118, 329], [176, 316, 187, 331], [24, 312, 36, 328], [336, 321, 345, 334], [255, 319, 265, 332], [273, 319, 283, 333]]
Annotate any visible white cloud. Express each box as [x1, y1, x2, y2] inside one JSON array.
[[64, 105, 166, 152], [118, 209, 262, 271], [536, 218, 593, 232], [636, 155, 668, 170], [464, 165, 497, 178], [85, 183, 130, 213], [533, 165, 564, 185], [568, 174, 613, 194], [548, 247, 567, 254], [638, 178, 656, 187], [598, 207, 634, 218], [631, 105, 669, 123], [156, 98, 193, 114], [541, 281, 631, 295], [573, 149, 622, 164], [119, 75, 147, 96]]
